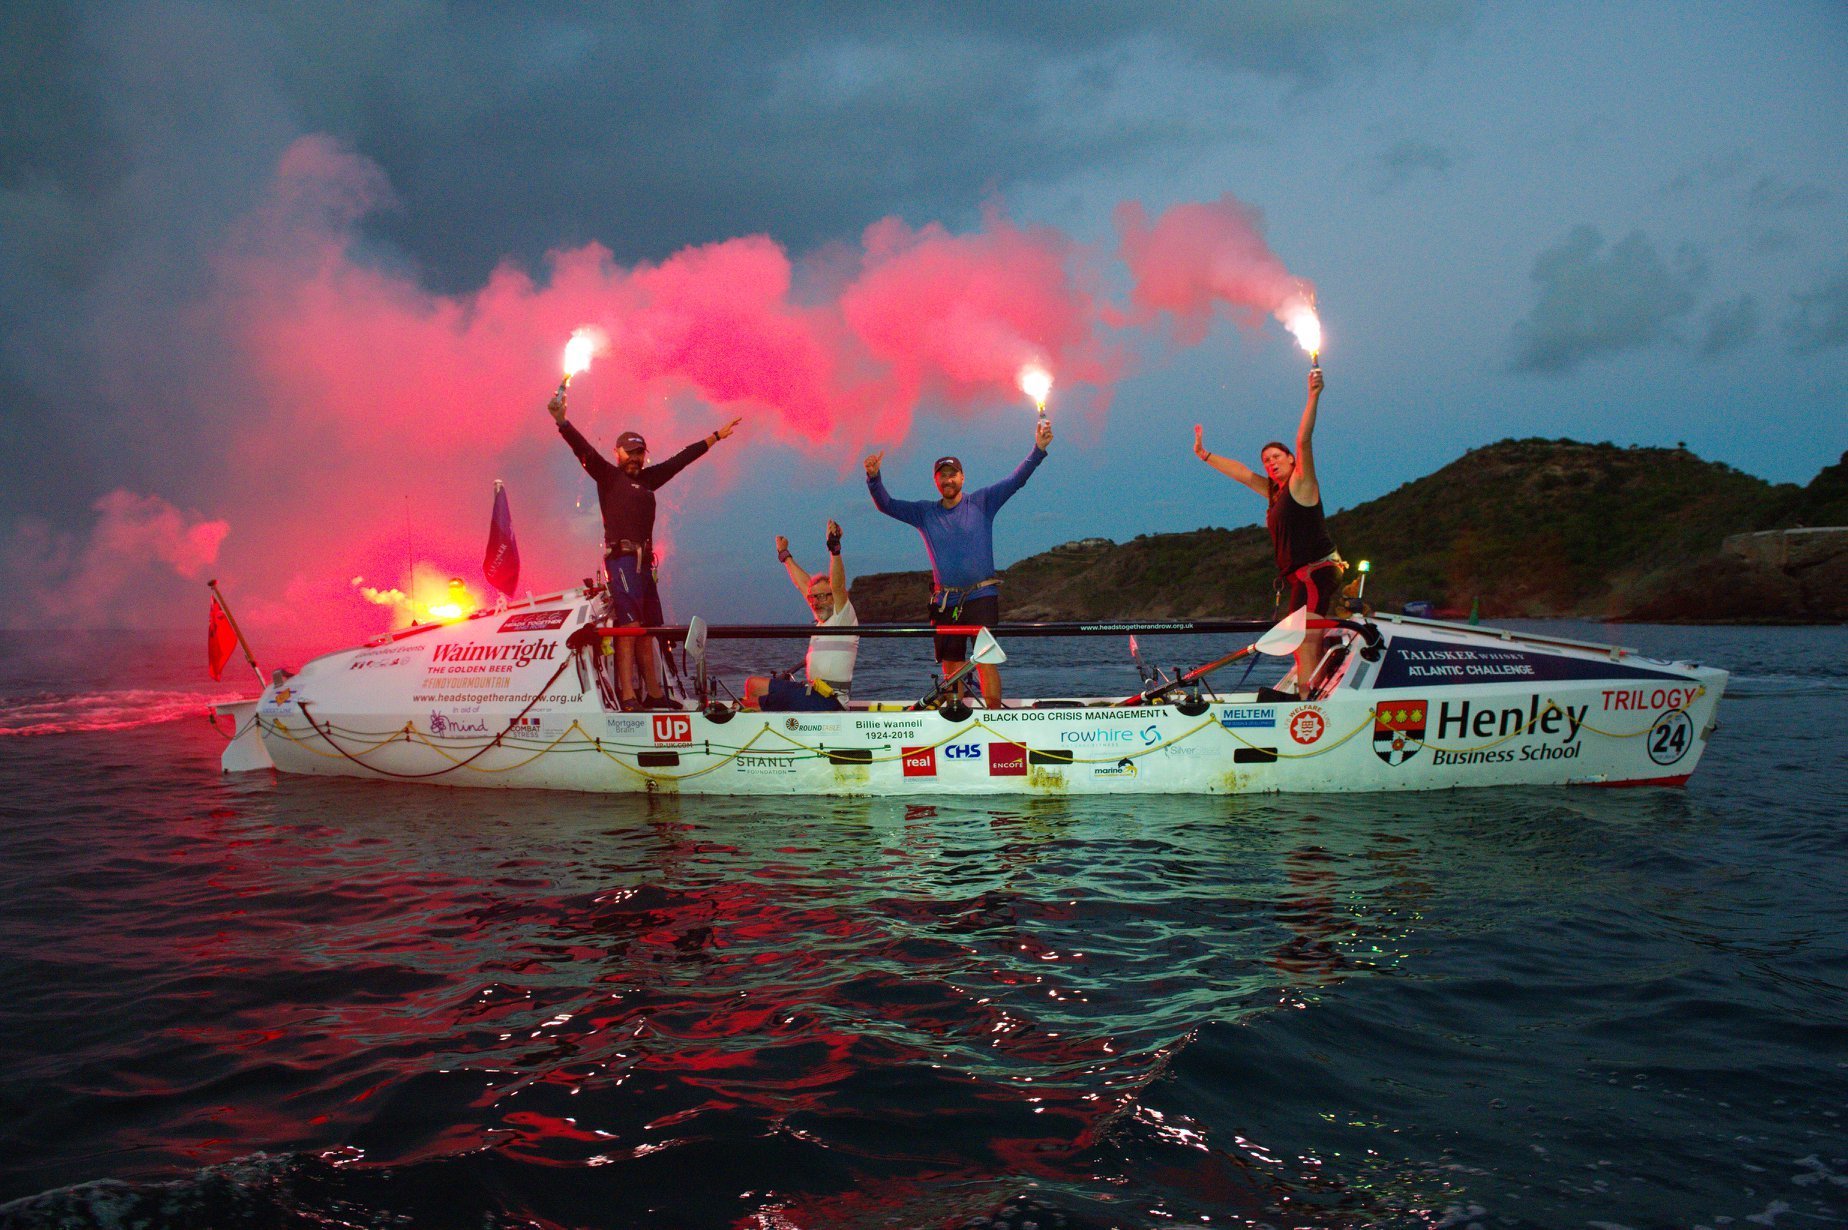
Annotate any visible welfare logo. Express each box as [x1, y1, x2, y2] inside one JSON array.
[[902, 746, 937, 777], [1373, 700, 1426, 766], [1286, 705, 1326, 745], [988, 742, 1027, 776]]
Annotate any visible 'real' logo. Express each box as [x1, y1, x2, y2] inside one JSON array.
[[1373, 700, 1426, 766], [988, 742, 1027, 776], [902, 746, 936, 777], [653, 714, 692, 744], [1286, 705, 1326, 745]]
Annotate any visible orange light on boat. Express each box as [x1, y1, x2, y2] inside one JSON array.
[[428, 578, 476, 623]]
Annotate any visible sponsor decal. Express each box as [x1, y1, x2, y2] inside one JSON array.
[[1373, 701, 1426, 766], [272, 688, 293, 704], [1374, 636, 1688, 688], [1286, 705, 1326, 745], [604, 716, 647, 736], [1059, 727, 1145, 746], [1092, 757, 1139, 779], [1218, 705, 1276, 730], [431, 638, 560, 668], [902, 746, 937, 777], [980, 708, 1164, 722], [1422, 695, 1595, 767], [653, 714, 692, 744], [735, 753, 797, 774], [347, 655, 410, 671], [1600, 686, 1700, 713], [1435, 696, 1587, 744], [783, 716, 844, 735], [1647, 710, 1693, 765], [942, 741, 981, 761], [989, 742, 1028, 776], [498, 609, 572, 633], [428, 712, 491, 736]]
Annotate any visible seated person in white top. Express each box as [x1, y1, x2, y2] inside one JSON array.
[[743, 519, 859, 711]]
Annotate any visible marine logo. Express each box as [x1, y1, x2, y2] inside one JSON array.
[[1373, 700, 1427, 766]]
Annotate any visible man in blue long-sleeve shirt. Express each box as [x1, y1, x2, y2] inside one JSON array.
[[865, 417, 1053, 707]]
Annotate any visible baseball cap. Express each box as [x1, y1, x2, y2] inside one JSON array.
[[616, 431, 647, 453], [933, 455, 962, 474]]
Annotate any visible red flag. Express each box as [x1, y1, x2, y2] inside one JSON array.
[[208, 596, 238, 681], [483, 481, 520, 597]]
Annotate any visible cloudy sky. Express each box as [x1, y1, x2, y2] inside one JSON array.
[[3, 1, 1844, 638]]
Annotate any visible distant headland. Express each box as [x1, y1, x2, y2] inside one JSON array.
[[850, 440, 1848, 624]]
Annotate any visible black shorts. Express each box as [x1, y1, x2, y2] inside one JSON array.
[[762, 677, 844, 711], [1285, 562, 1342, 618], [607, 554, 664, 627], [930, 592, 999, 663]]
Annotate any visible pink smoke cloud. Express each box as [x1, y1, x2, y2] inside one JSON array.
[[14, 134, 1316, 647], [3, 490, 228, 625], [1115, 194, 1316, 345]]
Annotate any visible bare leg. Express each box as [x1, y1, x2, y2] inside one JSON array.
[[1295, 631, 1325, 699], [638, 639, 663, 699], [977, 663, 1002, 708], [940, 659, 967, 702]]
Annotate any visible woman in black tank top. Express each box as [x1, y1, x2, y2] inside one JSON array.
[[1192, 368, 1341, 697]]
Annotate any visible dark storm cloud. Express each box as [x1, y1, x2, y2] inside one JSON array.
[[1698, 294, 1758, 358], [1784, 258, 1848, 354], [1509, 227, 1705, 375]]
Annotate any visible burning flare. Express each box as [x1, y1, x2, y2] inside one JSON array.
[[1279, 293, 1321, 366], [560, 326, 607, 388], [1017, 363, 1053, 415]]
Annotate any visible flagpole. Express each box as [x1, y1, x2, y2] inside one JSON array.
[[207, 579, 267, 689]]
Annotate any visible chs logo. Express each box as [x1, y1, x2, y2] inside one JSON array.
[[653, 714, 692, 744], [902, 746, 936, 777], [943, 742, 981, 760]]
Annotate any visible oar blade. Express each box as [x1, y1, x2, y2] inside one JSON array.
[[1255, 606, 1308, 656], [970, 627, 1006, 666]]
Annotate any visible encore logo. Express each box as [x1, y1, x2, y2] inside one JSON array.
[[653, 715, 692, 744], [902, 746, 936, 777], [989, 742, 1028, 776]]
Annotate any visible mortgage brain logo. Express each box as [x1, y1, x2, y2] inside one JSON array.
[[1373, 700, 1426, 766]]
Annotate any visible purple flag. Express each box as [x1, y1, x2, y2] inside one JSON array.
[[483, 481, 520, 596]]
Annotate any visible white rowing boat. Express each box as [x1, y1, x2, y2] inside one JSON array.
[[215, 587, 1725, 794]]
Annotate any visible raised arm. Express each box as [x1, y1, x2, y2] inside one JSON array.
[[1290, 368, 1324, 505], [553, 396, 614, 482], [1194, 424, 1268, 498], [865, 450, 931, 526], [774, 534, 810, 597], [825, 519, 847, 601]]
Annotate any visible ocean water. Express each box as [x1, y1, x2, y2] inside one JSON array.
[[1, 623, 1844, 1229]]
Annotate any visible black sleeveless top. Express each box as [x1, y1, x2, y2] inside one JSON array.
[[1267, 481, 1337, 577]]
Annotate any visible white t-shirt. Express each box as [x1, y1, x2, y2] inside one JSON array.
[[806, 600, 859, 691]]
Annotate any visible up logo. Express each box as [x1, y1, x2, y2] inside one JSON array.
[[943, 742, 982, 761], [652, 714, 692, 744]]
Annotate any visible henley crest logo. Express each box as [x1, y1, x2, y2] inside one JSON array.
[[1373, 700, 1427, 766]]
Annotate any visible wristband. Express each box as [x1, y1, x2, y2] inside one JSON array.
[[777, 549, 791, 563]]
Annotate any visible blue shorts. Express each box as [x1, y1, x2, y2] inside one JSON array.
[[607, 554, 663, 626], [763, 677, 844, 711]]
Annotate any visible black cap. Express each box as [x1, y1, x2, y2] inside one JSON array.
[[934, 455, 962, 474], [616, 431, 647, 453]]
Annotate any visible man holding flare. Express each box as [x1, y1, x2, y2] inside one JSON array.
[[865, 414, 1053, 709], [547, 386, 739, 710]]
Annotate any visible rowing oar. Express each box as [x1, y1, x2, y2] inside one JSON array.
[[1113, 608, 1308, 706], [915, 628, 1007, 711]]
